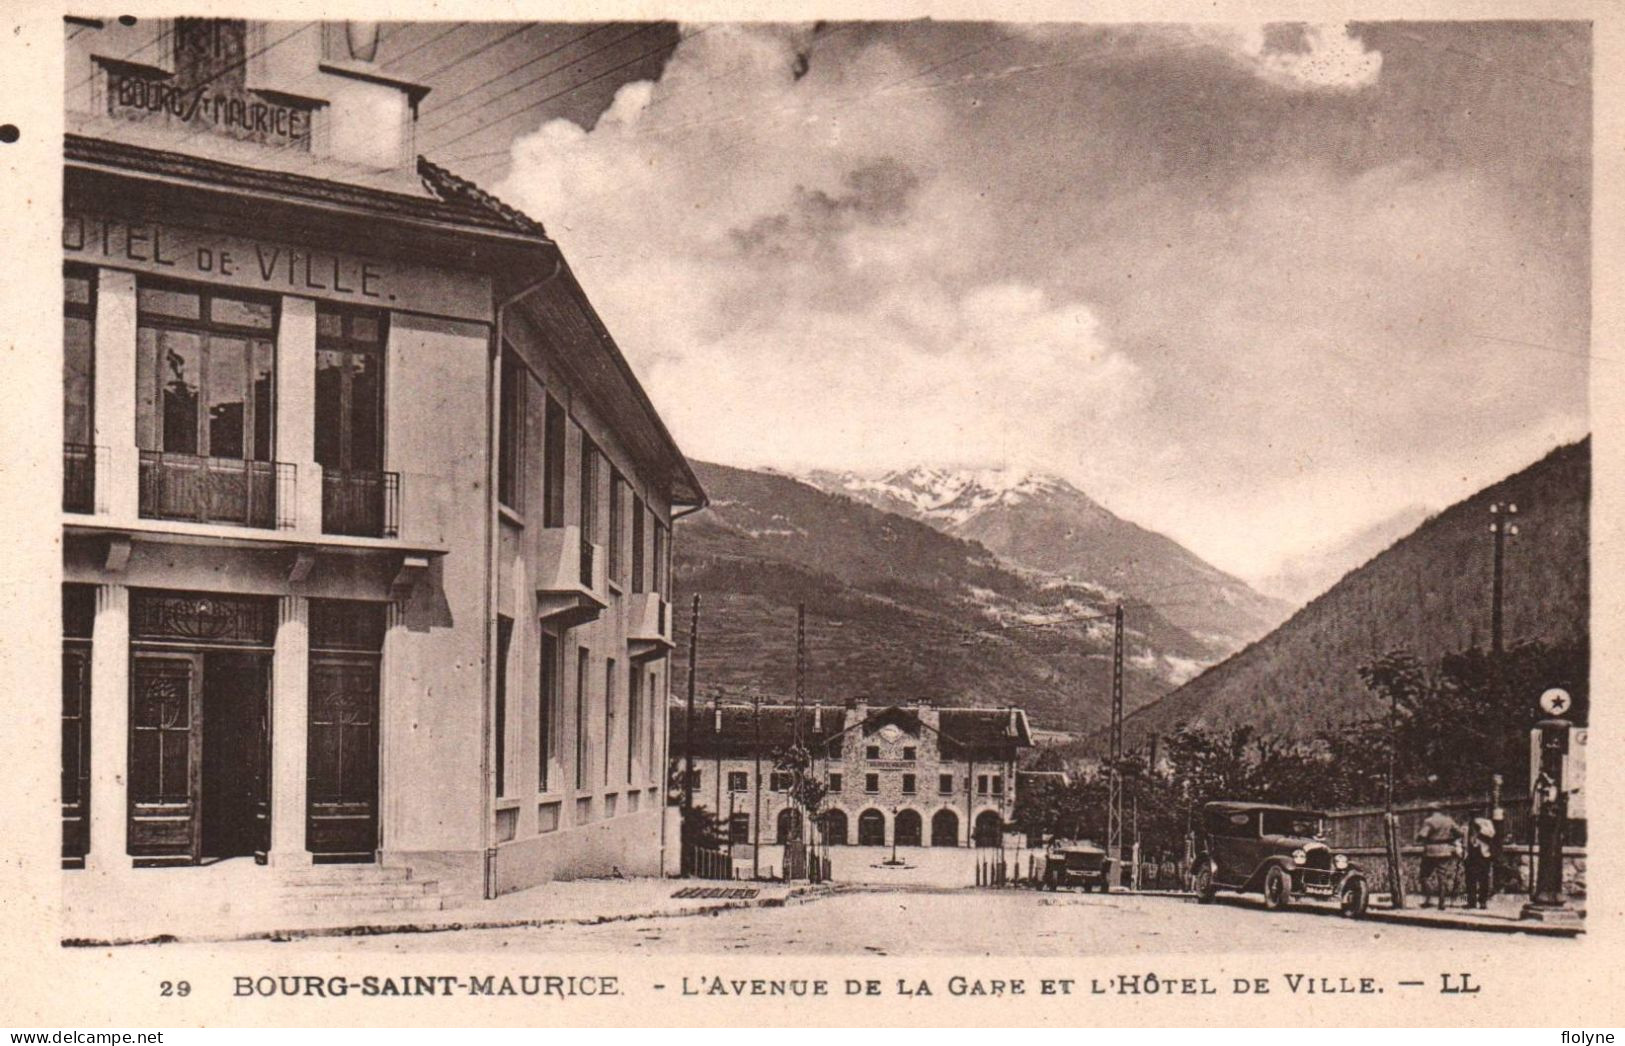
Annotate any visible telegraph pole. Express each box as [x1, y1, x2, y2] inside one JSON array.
[[1489, 502, 1518, 654], [1108, 603, 1124, 889], [752, 689, 762, 880]]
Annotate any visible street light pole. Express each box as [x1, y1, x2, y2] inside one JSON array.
[[1489, 502, 1518, 655]]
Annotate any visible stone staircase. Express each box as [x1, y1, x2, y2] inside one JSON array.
[[276, 863, 451, 917]]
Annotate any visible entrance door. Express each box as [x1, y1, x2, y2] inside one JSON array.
[[200, 652, 270, 862], [130, 653, 202, 863], [308, 653, 380, 861], [858, 809, 886, 846]]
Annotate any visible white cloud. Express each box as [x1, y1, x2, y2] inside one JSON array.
[[488, 23, 1582, 586], [1197, 23, 1382, 91], [497, 24, 1141, 476]]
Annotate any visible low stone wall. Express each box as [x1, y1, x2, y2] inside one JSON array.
[[1342, 844, 1585, 899]]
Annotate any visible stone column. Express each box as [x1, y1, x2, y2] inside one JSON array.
[[93, 270, 139, 521], [86, 584, 129, 872], [277, 297, 322, 536], [268, 595, 311, 866]]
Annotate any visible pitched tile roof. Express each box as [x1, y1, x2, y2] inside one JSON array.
[[668, 703, 1033, 760], [65, 134, 551, 242]]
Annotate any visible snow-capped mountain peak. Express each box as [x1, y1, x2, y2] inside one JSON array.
[[816, 466, 1078, 526]]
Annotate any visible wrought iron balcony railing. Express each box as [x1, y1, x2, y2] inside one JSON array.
[[62, 443, 106, 514], [321, 468, 400, 539], [138, 451, 294, 530]]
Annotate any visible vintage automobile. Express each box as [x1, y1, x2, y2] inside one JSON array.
[[1041, 838, 1113, 892], [1191, 801, 1369, 917]]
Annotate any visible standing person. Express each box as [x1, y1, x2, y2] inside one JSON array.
[[1416, 803, 1462, 909], [1465, 811, 1496, 910]]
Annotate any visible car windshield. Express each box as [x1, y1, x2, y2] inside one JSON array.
[[1261, 810, 1324, 838]]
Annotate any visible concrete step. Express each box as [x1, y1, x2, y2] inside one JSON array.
[[278, 865, 415, 885], [280, 894, 447, 916], [278, 880, 441, 901]]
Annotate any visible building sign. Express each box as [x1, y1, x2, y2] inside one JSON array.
[[64, 212, 493, 323], [103, 19, 317, 150]]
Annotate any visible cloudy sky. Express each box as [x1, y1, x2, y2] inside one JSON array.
[[388, 20, 1590, 585]]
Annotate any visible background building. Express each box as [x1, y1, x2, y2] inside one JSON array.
[[671, 700, 1032, 851], [60, 16, 702, 910]]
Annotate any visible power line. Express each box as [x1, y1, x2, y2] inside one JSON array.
[[413, 23, 624, 128], [378, 21, 472, 71], [417, 24, 657, 142], [429, 26, 697, 157], [412, 23, 536, 84]]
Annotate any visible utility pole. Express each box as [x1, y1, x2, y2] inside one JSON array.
[[1108, 603, 1124, 889], [751, 689, 762, 880], [682, 594, 700, 874], [1489, 502, 1518, 654], [1384, 678, 1405, 909]]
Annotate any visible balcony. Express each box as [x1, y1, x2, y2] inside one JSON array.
[[63, 443, 107, 514], [322, 468, 400, 539], [138, 451, 294, 530], [536, 524, 606, 628], [627, 592, 673, 662]]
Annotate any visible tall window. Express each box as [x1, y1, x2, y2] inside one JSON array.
[[603, 656, 617, 787], [495, 616, 512, 798], [646, 668, 658, 782], [538, 632, 558, 793], [543, 395, 566, 526], [579, 435, 599, 539], [315, 306, 385, 473], [626, 663, 640, 783], [631, 496, 646, 593], [653, 522, 668, 596], [135, 281, 275, 461], [608, 470, 624, 584], [64, 267, 95, 448], [574, 647, 590, 790], [497, 350, 524, 510]]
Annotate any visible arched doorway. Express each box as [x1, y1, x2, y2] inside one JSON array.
[[821, 808, 848, 846], [973, 810, 1002, 848], [894, 809, 923, 847], [857, 808, 886, 846], [931, 809, 960, 847], [776, 807, 803, 844]]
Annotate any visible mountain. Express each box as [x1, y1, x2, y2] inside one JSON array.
[[1256, 503, 1436, 605], [673, 461, 1228, 735], [1113, 438, 1590, 747], [804, 466, 1292, 655]]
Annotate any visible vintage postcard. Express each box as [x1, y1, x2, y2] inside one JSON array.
[[0, 0, 1620, 1029]]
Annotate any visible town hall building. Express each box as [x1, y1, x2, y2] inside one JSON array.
[[60, 16, 703, 912]]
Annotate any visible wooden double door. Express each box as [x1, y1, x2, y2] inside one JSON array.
[[129, 649, 270, 864], [127, 648, 382, 865]]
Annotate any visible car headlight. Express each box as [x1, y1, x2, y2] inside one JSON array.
[[1334, 853, 1349, 870], [1292, 849, 1307, 866]]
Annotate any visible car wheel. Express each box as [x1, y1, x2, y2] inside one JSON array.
[[1263, 866, 1292, 911], [1340, 876, 1369, 919], [1193, 863, 1218, 904]]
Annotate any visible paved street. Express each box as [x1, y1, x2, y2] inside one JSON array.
[[219, 888, 1577, 955]]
